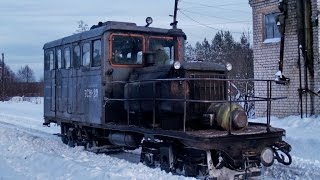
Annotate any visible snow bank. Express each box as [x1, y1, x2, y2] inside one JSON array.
[[252, 116, 320, 179], [252, 116, 320, 161], [0, 123, 192, 180], [0, 99, 193, 180], [9, 96, 43, 104]]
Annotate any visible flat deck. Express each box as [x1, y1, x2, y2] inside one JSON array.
[[185, 123, 283, 138]]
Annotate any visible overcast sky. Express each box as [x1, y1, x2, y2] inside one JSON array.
[[0, 0, 252, 80]]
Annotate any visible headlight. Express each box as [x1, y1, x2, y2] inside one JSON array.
[[146, 17, 153, 25], [260, 147, 274, 167], [226, 62, 233, 71], [174, 61, 181, 70]]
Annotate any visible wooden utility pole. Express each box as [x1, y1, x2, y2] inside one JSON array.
[[172, 0, 179, 29]]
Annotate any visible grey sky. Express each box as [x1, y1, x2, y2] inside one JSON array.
[[0, 0, 252, 80]]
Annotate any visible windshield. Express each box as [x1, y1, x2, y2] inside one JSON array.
[[149, 37, 174, 65], [110, 34, 144, 65]]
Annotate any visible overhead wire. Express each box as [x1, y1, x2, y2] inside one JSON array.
[[181, 1, 245, 7], [180, 9, 251, 24], [180, 0, 252, 14], [178, 9, 251, 35]]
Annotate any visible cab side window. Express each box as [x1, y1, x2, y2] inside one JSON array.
[[82, 43, 90, 67], [45, 51, 53, 70], [64, 47, 71, 69], [111, 35, 143, 65], [56, 49, 62, 69], [149, 37, 174, 65], [48, 51, 54, 70], [92, 40, 101, 67], [73, 45, 81, 68]]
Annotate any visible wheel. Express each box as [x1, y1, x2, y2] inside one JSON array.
[[61, 135, 68, 145], [60, 123, 69, 145], [67, 128, 76, 147]]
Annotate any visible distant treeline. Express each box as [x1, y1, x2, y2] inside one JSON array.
[[0, 63, 43, 99]]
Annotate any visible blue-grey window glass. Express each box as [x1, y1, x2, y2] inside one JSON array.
[[73, 45, 80, 68], [265, 13, 280, 39], [57, 49, 62, 69], [82, 43, 90, 67], [64, 48, 71, 69], [49, 51, 54, 70], [149, 37, 174, 65], [92, 40, 101, 67], [45, 51, 53, 70], [111, 35, 143, 65]]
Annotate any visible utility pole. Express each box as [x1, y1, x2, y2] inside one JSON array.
[[171, 0, 179, 29]]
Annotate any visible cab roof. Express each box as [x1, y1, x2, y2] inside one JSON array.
[[43, 21, 186, 50]]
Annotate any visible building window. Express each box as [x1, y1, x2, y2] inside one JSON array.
[[265, 13, 280, 40], [92, 40, 101, 67]]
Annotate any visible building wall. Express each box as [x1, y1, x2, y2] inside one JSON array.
[[249, 0, 319, 117]]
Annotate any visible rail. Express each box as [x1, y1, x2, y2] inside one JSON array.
[[104, 78, 286, 134]]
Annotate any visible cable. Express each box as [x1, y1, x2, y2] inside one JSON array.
[[180, 9, 251, 24], [181, 0, 245, 7], [178, 9, 250, 34], [180, 0, 251, 14]]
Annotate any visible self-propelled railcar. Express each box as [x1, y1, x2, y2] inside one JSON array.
[[43, 20, 291, 179]]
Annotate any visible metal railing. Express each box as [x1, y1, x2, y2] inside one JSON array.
[[104, 78, 286, 134]]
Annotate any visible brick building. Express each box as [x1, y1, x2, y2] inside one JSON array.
[[249, 0, 320, 117]]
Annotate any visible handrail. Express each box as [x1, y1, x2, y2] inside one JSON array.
[[104, 78, 285, 133], [107, 77, 281, 84]]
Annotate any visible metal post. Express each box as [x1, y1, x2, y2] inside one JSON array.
[[228, 81, 232, 135], [298, 45, 303, 118], [152, 81, 156, 128], [1, 53, 4, 102], [244, 83, 248, 112], [266, 81, 271, 132], [269, 81, 272, 126], [183, 79, 187, 132], [304, 44, 308, 118]]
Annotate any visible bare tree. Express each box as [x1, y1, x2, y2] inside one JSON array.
[[17, 65, 36, 96], [17, 65, 35, 83], [75, 20, 89, 33]]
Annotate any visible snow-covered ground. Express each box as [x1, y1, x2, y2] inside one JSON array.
[[252, 117, 320, 179], [0, 97, 319, 179]]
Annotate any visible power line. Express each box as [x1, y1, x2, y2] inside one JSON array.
[[178, 9, 251, 34], [180, 9, 251, 24], [181, 1, 245, 7], [180, 0, 251, 14]]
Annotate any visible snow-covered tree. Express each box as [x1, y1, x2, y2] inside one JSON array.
[[184, 31, 254, 116]]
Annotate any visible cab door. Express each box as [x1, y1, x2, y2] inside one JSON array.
[[105, 33, 145, 124], [44, 50, 56, 118], [55, 49, 63, 115], [81, 40, 102, 124]]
